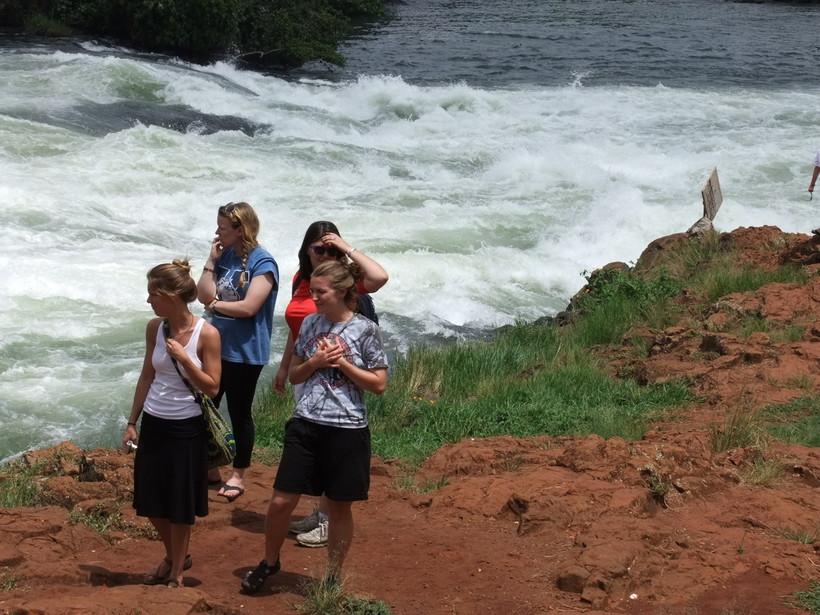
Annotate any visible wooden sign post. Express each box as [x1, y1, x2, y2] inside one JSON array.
[[701, 167, 722, 221]]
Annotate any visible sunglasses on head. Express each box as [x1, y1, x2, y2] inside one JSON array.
[[310, 245, 340, 257], [219, 202, 237, 216]]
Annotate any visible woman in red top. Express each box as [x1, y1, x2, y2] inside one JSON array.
[[272, 220, 388, 545], [273, 221, 388, 396]]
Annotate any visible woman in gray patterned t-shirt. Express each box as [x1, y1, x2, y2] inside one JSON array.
[[241, 259, 388, 594]]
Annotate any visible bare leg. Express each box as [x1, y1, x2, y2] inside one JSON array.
[[325, 499, 354, 580], [144, 518, 173, 584], [167, 523, 192, 586], [317, 493, 330, 516], [263, 490, 301, 563], [149, 517, 172, 559]]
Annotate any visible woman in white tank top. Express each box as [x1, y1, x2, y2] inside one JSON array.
[[122, 259, 221, 588]]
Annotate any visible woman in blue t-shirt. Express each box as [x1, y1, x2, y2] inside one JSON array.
[[197, 202, 279, 502]]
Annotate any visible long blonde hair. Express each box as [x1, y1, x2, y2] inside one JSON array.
[[217, 201, 260, 289]]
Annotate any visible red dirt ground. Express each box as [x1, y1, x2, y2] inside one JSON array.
[[1, 226, 819, 615]]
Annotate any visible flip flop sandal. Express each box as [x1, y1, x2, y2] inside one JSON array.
[[143, 554, 193, 585], [218, 483, 245, 503]]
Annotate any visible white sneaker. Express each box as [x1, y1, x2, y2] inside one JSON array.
[[296, 519, 328, 548], [289, 507, 323, 534]]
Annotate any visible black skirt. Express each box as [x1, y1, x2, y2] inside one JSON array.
[[133, 412, 208, 525]]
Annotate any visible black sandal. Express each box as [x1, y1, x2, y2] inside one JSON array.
[[143, 554, 193, 585], [241, 558, 280, 594]]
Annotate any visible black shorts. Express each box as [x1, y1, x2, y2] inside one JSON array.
[[274, 417, 371, 502]]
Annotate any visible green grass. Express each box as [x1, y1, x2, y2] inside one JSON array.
[[690, 261, 808, 304], [711, 406, 767, 453], [296, 576, 393, 615], [0, 463, 42, 508], [68, 502, 157, 543], [775, 526, 817, 545], [0, 567, 17, 591], [760, 396, 820, 447], [251, 235, 815, 468], [740, 457, 784, 487], [256, 318, 693, 466], [787, 581, 820, 614]]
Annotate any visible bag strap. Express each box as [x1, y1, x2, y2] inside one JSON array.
[[162, 319, 204, 402]]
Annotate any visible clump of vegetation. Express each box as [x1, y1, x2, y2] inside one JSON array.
[[775, 525, 818, 545], [787, 581, 820, 614], [572, 266, 682, 346], [0, 567, 17, 591], [68, 502, 157, 543], [760, 396, 820, 448], [711, 406, 767, 453], [740, 456, 784, 487], [0, 462, 43, 508], [2, 0, 388, 68], [296, 576, 393, 615], [0, 446, 83, 508]]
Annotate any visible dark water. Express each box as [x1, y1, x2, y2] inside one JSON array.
[[302, 0, 820, 88]]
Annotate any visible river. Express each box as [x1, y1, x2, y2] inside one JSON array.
[[1, 0, 819, 460]]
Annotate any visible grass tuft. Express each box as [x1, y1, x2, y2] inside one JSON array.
[[787, 581, 820, 614], [295, 575, 393, 615], [68, 502, 157, 543], [711, 406, 766, 453], [740, 456, 784, 487]]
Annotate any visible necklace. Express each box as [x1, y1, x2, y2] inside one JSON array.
[[171, 314, 196, 341]]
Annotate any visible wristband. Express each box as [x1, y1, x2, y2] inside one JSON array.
[[203, 266, 214, 273], [346, 247, 357, 257], [127, 422, 136, 426]]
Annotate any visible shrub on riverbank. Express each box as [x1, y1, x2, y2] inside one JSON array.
[[0, 0, 386, 67]]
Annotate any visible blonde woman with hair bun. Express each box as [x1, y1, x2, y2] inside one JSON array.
[[123, 258, 221, 588], [196, 202, 279, 503]]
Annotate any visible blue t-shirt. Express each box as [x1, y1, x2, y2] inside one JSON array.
[[212, 245, 279, 365]]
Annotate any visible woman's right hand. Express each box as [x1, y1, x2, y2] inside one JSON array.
[[272, 365, 288, 395], [122, 425, 138, 453], [209, 236, 224, 261]]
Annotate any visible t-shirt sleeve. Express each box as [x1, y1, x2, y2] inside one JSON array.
[[249, 248, 279, 289], [361, 322, 389, 370]]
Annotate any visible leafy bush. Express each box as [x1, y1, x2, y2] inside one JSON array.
[[4, 0, 387, 67], [572, 267, 681, 346]]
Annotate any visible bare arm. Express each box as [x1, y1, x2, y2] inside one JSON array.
[[289, 338, 387, 395], [320, 233, 389, 293], [197, 238, 222, 304], [122, 319, 160, 449], [810, 165, 820, 193], [205, 272, 275, 319], [165, 322, 222, 398], [273, 330, 295, 395]]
